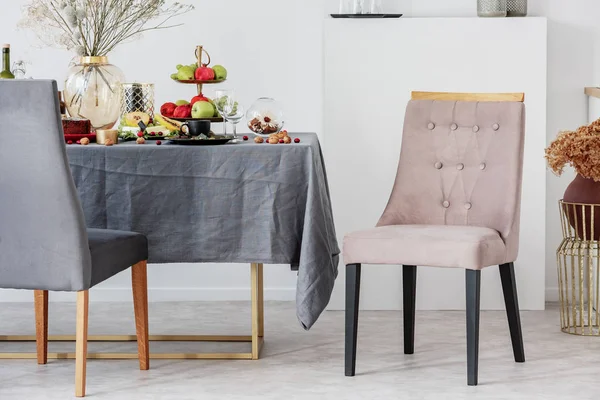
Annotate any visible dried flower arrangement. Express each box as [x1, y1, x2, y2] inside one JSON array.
[[20, 0, 194, 57], [545, 118, 600, 182]]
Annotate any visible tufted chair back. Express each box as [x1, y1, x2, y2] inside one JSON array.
[[377, 98, 526, 262]]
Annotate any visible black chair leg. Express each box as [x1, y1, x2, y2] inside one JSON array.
[[466, 269, 481, 386], [345, 263, 361, 377], [403, 265, 417, 354], [499, 262, 525, 363]]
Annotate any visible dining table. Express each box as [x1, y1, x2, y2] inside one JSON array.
[[62, 132, 340, 359]]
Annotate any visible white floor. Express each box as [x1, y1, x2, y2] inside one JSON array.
[[0, 301, 597, 399]]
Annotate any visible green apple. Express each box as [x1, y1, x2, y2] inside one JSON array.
[[175, 100, 190, 106], [176, 65, 195, 80], [212, 65, 227, 80], [192, 101, 216, 119]]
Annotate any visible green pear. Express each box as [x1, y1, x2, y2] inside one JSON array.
[[170, 73, 178, 80], [176, 65, 195, 80], [175, 100, 190, 106], [212, 65, 227, 80], [176, 64, 184, 70]]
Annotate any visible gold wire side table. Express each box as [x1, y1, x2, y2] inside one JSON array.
[[558, 200, 600, 335]]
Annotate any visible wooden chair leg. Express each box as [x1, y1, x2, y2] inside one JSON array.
[[499, 262, 525, 363], [132, 260, 150, 370], [466, 270, 481, 386], [345, 264, 361, 377], [75, 290, 89, 398], [403, 265, 417, 355], [34, 290, 48, 365]]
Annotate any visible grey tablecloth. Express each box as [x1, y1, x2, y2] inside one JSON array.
[[66, 133, 339, 329]]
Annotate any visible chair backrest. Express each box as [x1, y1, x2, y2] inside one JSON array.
[[0, 80, 91, 291], [378, 92, 526, 260]]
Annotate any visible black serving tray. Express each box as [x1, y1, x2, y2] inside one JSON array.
[[330, 14, 403, 18]]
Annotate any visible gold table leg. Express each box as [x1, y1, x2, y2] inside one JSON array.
[[0, 264, 265, 360]]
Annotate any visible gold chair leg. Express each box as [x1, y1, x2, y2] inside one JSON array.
[[132, 261, 150, 370], [34, 290, 48, 365], [257, 263, 264, 338], [75, 290, 89, 398]]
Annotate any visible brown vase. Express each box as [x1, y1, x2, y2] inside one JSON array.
[[563, 174, 600, 240]]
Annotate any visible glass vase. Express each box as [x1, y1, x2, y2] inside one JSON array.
[[64, 56, 125, 130]]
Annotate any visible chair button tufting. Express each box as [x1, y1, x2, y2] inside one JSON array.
[[473, 125, 480, 133], [451, 123, 458, 131], [435, 161, 443, 169], [442, 201, 450, 208], [456, 163, 464, 171], [428, 122, 435, 130], [480, 162, 486, 170], [492, 123, 500, 131], [464, 202, 472, 210]]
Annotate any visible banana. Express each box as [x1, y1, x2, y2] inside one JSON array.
[[154, 114, 183, 131]]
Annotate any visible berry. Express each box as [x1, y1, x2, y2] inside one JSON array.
[[67, 140, 73, 144], [243, 136, 249, 141], [150, 132, 156, 136], [76, 140, 81, 144], [279, 139, 284, 143], [156, 140, 162, 145], [137, 131, 144, 137], [294, 138, 300, 143]]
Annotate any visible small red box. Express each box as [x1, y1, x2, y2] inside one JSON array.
[[62, 118, 95, 143]]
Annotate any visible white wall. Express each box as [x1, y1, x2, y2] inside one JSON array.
[[0, 0, 597, 305]]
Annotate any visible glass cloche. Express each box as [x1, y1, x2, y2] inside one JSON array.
[[246, 97, 285, 137]]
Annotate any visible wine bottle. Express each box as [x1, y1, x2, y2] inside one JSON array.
[[1, 44, 15, 79]]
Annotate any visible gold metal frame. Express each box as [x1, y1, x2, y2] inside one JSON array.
[[557, 201, 600, 335], [0, 263, 265, 360]]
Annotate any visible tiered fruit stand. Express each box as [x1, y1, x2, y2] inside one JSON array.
[[172, 45, 226, 123]]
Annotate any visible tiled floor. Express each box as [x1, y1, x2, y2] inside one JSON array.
[[0, 301, 597, 399]]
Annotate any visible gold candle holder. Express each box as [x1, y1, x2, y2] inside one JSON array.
[[96, 129, 119, 145]]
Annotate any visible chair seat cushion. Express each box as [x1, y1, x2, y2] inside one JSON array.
[[343, 225, 507, 270], [87, 229, 148, 287]]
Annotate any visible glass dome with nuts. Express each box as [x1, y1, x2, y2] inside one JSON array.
[[246, 97, 285, 137]]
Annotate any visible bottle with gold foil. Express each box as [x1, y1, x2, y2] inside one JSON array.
[[0, 44, 15, 79]]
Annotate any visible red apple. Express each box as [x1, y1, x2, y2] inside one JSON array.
[[195, 66, 215, 81], [173, 104, 192, 118], [191, 94, 210, 106], [160, 102, 177, 117]]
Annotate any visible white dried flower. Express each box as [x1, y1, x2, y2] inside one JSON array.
[[75, 45, 86, 56], [20, 0, 194, 56]]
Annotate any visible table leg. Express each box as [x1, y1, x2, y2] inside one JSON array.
[[0, 265, 266, 361], [258, 263, 264, 338]]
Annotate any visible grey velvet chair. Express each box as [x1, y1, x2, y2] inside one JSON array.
[[0, 80, 150, 397], [343, 92, 526, 386]]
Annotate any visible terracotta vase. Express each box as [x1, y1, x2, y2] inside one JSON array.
[[563, 174, 600, 240]]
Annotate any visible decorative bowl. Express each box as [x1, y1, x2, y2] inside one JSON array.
[[246, 97, 285, 137]]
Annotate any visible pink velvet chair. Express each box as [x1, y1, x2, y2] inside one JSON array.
[[343, 92, 526, 386]]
